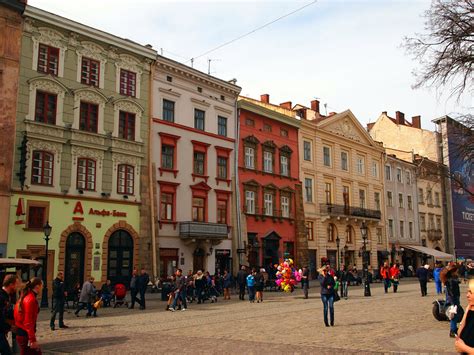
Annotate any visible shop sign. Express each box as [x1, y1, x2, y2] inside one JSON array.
[[72, 201, 127, 220], [215, 249, 231, 257]]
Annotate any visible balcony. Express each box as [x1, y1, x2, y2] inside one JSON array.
[[319, 204, 381, 220], [427, 229, 443, 242], [179, 221, 229, 240]]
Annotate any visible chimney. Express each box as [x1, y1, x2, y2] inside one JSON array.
[[310, 99, 320, 114], [412, 115, 421, 129], [395, 111, 405, 125], [382, 111, 387, 115], [260, 94, 270, 103], [279, 101, 292, 110]]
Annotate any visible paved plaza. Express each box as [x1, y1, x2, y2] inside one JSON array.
[[34, 279, 465, 354]]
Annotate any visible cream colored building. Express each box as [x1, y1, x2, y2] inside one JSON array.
[[151, 56, 241, 277], [296, 101, 386, 273]]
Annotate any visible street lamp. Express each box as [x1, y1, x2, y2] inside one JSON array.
[[360, 221, 371, 297], [335, 235, 341, 271], [41, 221, 52, 308]]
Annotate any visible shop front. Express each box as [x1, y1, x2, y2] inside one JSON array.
[[8, 193, 141, 292]]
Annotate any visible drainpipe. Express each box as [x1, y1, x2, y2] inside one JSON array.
[[148, 62, 158, 280], [234, 105, 243, 266]]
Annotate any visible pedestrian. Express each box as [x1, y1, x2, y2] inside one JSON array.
[[222, 270, 232, 300], [236, 266, 247, 301], [129, 268, 139, 309], [318, 266, 335, 327], [0, 275, 20, 355], [74, 277, 97, 317], [170, 269, 187, 312], [255, 269, 265, 303], [390, 263, 401, 293], [14, 277, 42, 354], [194, 270, 205, 304], [165, 275, 176, 311], [399, 264, 405, 277], [416, 264, 430, 297], [441, 265, 461, 337], [301, 266, 309, 299], [455, 279, 474, 353], [137, 268, 150, 310], [100, 280, 113, 307], [433, 263, 443, 295], [50, 272, 68, 330], [380, 262, 391, 293], [186, 270, 195, 303], [339, 265, 349, 300], [246, 269, 256, 303]]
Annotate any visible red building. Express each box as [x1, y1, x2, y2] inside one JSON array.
[[238, 95, 307, 269]]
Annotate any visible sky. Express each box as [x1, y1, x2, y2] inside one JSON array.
[[29, 0, 473, 130]]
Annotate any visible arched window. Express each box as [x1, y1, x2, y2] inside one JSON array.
[[108, 230, 134, 285], [31, 150, 54, 185]]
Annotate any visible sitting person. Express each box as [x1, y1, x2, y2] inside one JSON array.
[[100, 280, 113, 307]]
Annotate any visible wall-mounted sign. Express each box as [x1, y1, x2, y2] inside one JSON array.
[[71, 201, 127, 219]]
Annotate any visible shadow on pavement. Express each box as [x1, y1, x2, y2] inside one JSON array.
[[42, 336, 129, 353]]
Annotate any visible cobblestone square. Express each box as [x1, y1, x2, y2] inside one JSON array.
[[35, 279, 465, 354]]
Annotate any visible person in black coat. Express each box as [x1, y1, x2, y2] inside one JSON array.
[[318, 266, 336, 327], [0, 275, 19, 355], [137, 268, 150, 310], [236, 266, 248, 301], [50, 272, 68, 330], [416, 264, 429, 296]]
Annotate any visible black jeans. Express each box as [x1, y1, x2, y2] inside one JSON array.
[[130, 288, 141, 308], [139, 288, 146, 309], [50, 298, 65, 327], [0, 332, 12, 355], [302, 283, 309, 299], [419, 280, 428, 296], [238, 284, 246, 300]]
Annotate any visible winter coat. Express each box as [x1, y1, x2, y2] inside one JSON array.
[[14, 291, 39, 342], [79, 281, 95, 303]]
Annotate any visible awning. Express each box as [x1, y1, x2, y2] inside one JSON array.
[[401, 245, 454, 260]]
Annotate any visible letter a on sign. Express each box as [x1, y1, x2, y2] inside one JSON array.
[[73, 201, 84, 215]]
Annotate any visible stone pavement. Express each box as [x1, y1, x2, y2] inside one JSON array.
[[32, 279, 466, 354]]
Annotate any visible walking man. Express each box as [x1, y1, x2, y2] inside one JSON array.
[[246, 269, 256, 303], [75, 277, 96, 317], [0, 275, 20, 355], [339, 265, 349, 299], [301, 267, 309, 299], [237, 266, 247, 301], [390, 263, 401, 293], [137, 268, 150, 310], [170, 269, 187, 312], [416, 264, 430, 296], [50, 272, 68, 330], [129, 268, 139, 309], [380, 262, 391, 293]]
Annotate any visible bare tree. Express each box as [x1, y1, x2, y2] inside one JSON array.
[[404, 0, 474, 99]]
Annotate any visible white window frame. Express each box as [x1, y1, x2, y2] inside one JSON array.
[[264, 193, 273, 216], [304, 178, 313, 203], [281, 195, 290, 218], [341, 151, 349, 171], [323, 146, 331, 167], [372, 161, 378, 178], [280, 155, 289, 176], [263, 151, 273, 173], [357, 155, 365, 174], [245, 190, 255, 214]]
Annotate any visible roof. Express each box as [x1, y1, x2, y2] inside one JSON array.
[[238, 96, 300, 129], [0, 258, 41, 268]]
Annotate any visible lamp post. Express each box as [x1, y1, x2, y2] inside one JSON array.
[[360, 221, 371, 297], [335, 235, 340, 271], [41, 221, 52, 308]]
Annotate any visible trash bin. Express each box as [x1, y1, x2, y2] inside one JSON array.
[[161, 282, 172, 301]]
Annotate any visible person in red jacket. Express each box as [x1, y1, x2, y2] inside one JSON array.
[[380, 262, 391, 293], [390, 263, 401, 293], [14, 277, 43, 354]]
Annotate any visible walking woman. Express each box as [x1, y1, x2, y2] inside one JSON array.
[[390, 263, 401, 293], [14, 277, 42, 354], [318, 266, 335, 327], [255, 269, 265, 303], [455, 279, 474, 354], [222, 270, 232, 300], [441, 265, 461, 337]]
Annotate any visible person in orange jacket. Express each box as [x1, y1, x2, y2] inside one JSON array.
[[390, 263, 401, 293], [380, 262, 391, 293], [14, 277, 43, 354]]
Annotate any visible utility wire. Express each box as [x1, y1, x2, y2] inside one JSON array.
[[187, 0, 317, 63]]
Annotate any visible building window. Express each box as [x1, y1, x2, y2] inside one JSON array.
[[418, 188, 424, 204], [160, 192, 173, 220], [323, 146, 331, 167], [117, 164, 134, 195], [341, 151, 348, 171], [343, 185, 350, 208], [385, 165, 391, 180], [399, 221, 404, 238], [77, 158, 96, 191], [37, 44, 59, 76], [27, 205, 46, 229], [245, 190, 255, 214], [409, 222, 413, 238], [304, 178, 313, 202], [427, 189, 433, 205], [161, 145, 174, 169], [35, 91, 57, 125], [263, 123, 272, 132], [245, 118, 255, 127], [264, 192, 273, 216], [280, 155, 289, 176], [81, 57, 100, 87], [218, 116, 227, 137], [398, 193, 404, 208], [217, 157, 228, 179], [119, 111, 135, 140], [192, 197, 205, 222], [420, 214, 426, 231], [374, 192, 380, 211], [377, 228, 383, 244], [407, 195, 413, 210], [388, 219, 394, 238], [303, 141, 311, 161], [396, 168, 402, 183], [79, 102, 98, 133], [193, 152, 205, 175], [406, 171, 411, 185], [359, 189, 366, 208], [434, 192, 440, 206], [325, 182, 332, 204], [245, 147, 255, 169], [436, 215, 442, 230], [428, 214, 435, 230], [306, 221, 314, 241], [162, 99, 175, 123], [357, 156, 365, 174], [327, 224, 336, 242], [387, 191, 393, 207], [372, 161, 378, 178], [281, 195, 290, 218], [217, 200, 227, 224], [31, 151, 53, 186], [263, 151, 273, 173], [280, 129, 288, 137], [119, 69, 136, 97], [194, 109, 205, 131]]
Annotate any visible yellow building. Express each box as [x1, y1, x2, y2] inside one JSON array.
[[296, 101, 387, 273]]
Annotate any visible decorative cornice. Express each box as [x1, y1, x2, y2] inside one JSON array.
[[158, 87, 181, 98], [191, 97, 211, 108]]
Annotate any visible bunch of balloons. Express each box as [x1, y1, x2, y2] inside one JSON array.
[[275, 258, 302, 292]]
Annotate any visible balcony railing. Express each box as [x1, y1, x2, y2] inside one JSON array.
[[179, 221, 229, 240], [319, 203, 381, 220], [427, 229, 443, 242]]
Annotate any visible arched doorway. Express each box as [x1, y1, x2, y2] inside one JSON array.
[[193, 248, 205, 272], [263, 231, 281, 268], [107, 230, 134, 285], [65, 233, 85, 291]]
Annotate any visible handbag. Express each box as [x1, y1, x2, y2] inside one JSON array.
[[93, 299, 103, 309]]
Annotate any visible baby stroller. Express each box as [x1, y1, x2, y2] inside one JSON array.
[[113, 283, 128, 308], [203, 283, 219, 303]]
